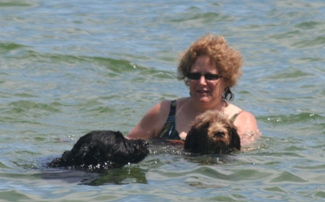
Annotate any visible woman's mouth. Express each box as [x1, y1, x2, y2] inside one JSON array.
[[197, 89, 210, 95]]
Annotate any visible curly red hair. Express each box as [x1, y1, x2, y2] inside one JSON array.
[[177, 34, 243, 88]]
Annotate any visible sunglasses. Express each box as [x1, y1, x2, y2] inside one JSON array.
[[187, 72, 222, 80]]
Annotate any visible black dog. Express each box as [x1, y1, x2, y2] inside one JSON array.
[[48, 130, 149, 170], [184, 110, 241, 154]]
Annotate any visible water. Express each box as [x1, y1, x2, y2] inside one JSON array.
[[1, 0, 324, 201]]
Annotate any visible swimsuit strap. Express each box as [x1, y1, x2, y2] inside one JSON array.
[[230, 110, 244, 123], [158, 100, 180, 140]]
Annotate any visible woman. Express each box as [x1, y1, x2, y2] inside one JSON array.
[[127, 34, 260, 146]]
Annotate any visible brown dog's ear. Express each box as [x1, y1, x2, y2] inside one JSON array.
[[184, 123, 209, 153], [229, 127, 241, 151], [184, 128, 199, 152]]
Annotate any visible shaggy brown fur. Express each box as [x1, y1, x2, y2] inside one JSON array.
[[184, 110, 241, 154], [47, 130, 149, 170]]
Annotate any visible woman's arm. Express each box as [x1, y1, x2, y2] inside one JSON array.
[[126, 100, 171, 140]]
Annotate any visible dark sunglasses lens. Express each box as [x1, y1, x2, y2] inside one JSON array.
[[187, 73, 201, 80], [187, 73, 221, 80], [205, 73, 221, 80]]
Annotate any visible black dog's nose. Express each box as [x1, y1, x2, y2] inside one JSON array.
[[214, 132, 225, 138]]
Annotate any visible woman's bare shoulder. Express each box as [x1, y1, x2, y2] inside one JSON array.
[[148, 100, 171, 114], [234, 111, 259, 131], [233, 110, 261, 146]]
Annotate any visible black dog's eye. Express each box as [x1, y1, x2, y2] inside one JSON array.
[[214, 132, 225, 138]]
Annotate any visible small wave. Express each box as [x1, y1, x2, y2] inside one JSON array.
[[168, 12, 232, 28], [263, 112, 323, 125], [0, 42, 28, 51], [6, 100, 61, 118], [292, 36, 325, 49], [295, 21, 323, 30], [0, 1, 37, 8], [270, 171, 307, 183], [0, 42, 31, 57]]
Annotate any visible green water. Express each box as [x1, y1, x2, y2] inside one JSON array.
[[1, 0, 325, 201]]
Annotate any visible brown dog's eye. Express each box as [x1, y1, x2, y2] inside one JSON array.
[[214, 132, 225, 138]]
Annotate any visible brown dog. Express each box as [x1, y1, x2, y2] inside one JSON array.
[[184, 110, 241, 154]]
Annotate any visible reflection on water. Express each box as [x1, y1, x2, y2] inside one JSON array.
[[40, 166, 148, 186]]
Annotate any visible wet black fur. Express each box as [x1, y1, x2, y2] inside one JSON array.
[[48, 130, 149, 170]]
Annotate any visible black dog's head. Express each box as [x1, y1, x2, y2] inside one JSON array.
[[48, 130, 149, 170], [184, 110, 241, 154]]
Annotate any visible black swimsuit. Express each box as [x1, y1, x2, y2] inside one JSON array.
[[158, 100, 243, 140], [158, 100, 180, 140]]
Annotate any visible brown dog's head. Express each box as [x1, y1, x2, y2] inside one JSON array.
[[184, 110, 240, 154]]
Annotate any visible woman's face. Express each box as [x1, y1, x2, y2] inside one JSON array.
[[188, 55, 226, 106]]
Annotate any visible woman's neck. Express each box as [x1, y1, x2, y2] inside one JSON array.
[[187, 97, 227, 115]]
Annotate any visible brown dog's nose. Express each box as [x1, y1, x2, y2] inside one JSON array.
[[214, 132, 225, 138]]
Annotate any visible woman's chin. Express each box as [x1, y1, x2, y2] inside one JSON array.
[[197, 96, 212, 104]]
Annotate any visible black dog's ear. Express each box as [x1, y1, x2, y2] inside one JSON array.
[[229, 127, 241, 151]]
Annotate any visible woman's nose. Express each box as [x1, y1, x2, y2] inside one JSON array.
[[198, 75, 207, 84]]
